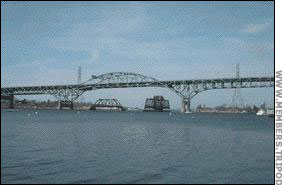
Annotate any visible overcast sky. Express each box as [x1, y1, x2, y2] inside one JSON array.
[[1, 1, 274, 109]]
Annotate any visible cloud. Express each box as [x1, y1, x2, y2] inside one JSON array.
[[242, 21, 271, 34]]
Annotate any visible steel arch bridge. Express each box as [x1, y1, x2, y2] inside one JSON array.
[[1, 72, 274, 112]]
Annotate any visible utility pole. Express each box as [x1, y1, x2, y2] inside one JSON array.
[[77, 66, 85, 109]]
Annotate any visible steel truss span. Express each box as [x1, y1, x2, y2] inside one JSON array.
[[94, 99, 123, 107], [1, 72, 274, 111]]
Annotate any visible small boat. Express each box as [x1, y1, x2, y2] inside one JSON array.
[[256, 109, 266, 116]]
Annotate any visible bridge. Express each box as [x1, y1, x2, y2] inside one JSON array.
[[1, 72, 274, 112], [90, 99, 126, 111]]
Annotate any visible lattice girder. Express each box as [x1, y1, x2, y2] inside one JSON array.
[[1, 72, 274, 103], [169, 79, 274, 99]]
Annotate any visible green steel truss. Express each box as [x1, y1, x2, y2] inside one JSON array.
[[1, 72, 274, 102]]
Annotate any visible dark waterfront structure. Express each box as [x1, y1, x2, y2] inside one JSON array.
[[90, 99, 126, 111], [1, 95, 14, 109], [58, 101, 74, 110], [144, 96, 170, 112]]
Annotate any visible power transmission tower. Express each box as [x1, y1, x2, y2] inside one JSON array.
[[78, 66, 85, 103], [232, 63, 244, 110]]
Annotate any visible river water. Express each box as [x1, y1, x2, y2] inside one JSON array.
[[1, 110, 274, 184]]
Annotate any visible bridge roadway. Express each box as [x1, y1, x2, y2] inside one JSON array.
[[1, 72, 274, 112]]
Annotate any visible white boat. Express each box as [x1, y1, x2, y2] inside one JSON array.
[[256, 109, 266, 116]]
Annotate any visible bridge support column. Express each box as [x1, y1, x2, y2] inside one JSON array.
[[9, 95, 14, 109], [58, 101, 74, 110], [1, 95, 14, 109], [181, 96, 191, 113]]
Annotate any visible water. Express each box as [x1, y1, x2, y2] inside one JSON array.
[[1, 110, 274, 184]]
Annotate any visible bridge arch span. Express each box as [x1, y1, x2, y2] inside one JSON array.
[[83, 72, 184, 97], [85, 72, 162, 84]]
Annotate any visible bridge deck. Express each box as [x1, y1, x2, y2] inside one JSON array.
[[1, 76, 274, 96]]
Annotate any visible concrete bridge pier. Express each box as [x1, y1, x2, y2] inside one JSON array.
[[181, 96, 191, 113], [9, 95, 14, 109], [1, 95, 14, 109], [58, 101, 74, 110]]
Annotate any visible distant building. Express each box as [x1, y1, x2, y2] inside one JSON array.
[[196, 105, 216, 113]]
